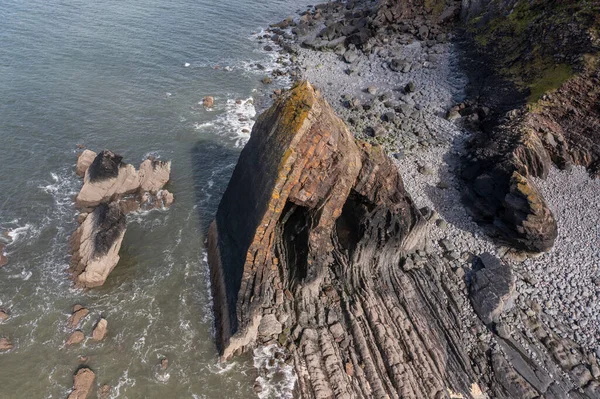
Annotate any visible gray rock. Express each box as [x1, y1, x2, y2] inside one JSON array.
[[258, 314, 282, 337], [469, 253, 517, 324]]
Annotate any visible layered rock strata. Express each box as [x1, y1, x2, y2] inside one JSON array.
[[208, 80, 600, 398], [70, 150, 173, 287]]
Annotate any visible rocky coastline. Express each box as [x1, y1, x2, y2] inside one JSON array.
[[207, 0, 600, 397]]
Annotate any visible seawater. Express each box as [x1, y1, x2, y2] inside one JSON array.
[[0, 0, 311, 397]]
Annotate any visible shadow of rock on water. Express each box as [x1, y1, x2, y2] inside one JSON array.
[[191, 139, 240, 234]]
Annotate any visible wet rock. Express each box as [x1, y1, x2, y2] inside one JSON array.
[[469, 253, 516, 324], [203, 96, 214, 108], [67, 367, 95, 399], [98, 385, 111, 399], [160, 357, 169, 370], [92, 318, 108, 341], [0, 337, 13, 351], [156, 189, 174, 208], [66, 330, 85, 346], [76, 150, 97, 178], [0, 310, 8, 321], [262, 77, 273, 84], [68, 307, 89, 328]]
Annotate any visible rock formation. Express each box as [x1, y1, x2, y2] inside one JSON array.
[[468, 253, 516, 325], [68, 305, 89, 328], [92, 318, 108, 341], [69, 149, 173, 287], [66, 331, 85, 346], [208, 81, 600, 398], [68, 367, 95, 399]]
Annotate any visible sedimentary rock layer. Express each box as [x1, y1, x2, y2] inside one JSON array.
[[208, 79, 600, 398]]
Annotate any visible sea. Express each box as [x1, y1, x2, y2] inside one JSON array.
[[0, 0, 313, 397]]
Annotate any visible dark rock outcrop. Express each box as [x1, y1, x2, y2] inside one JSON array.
[[461, 119, 558, 252], [469, 253, 515, 324]]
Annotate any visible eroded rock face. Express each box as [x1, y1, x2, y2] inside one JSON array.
[[208, 82, 499, 398], [461, 116, 558, 252], [76, 150, 97, 178], [67, 367, 95, 399], [70, 203, 126, 288], [207, 80, 600, 398]]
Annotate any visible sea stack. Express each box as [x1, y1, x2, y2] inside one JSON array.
[[70, 149, 174, 288]]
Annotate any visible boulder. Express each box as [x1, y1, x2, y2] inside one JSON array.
[[76, 150, 97, 177], [66, 330, 85, 346], [0, 337, 13, 351], [92, 318, 108, 341], [70, 202, 127, 288], [258, 314, 282, 338], [156, 190, 174, 208], [68, 307, 89, 328], [67, 367, 95, 399], [469, 253, 516, 324], [0, 310, 9, 321], [203, 96, 214, 108]]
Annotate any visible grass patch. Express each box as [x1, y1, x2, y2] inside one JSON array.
[[527, 63, 573, 103]]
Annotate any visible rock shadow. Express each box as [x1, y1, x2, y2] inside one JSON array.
[[190, 139, 240, 234]]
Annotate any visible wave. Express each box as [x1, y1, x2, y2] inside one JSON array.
[[253, 344, 297, 399]]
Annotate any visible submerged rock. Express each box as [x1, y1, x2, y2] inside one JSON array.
[[203, 96, 214, 108], [0, 337, 13, 351], [67, 367, 95, 399], [0, 310, 9, 321], [0, 243, 7, 267]]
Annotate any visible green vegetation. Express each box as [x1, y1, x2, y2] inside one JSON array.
[[527, 64, 573, 103], [424, 0, 446, 17], [467, 0, 600, 105]]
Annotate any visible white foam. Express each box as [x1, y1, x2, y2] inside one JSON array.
[[109, 370, 136, 399], [184, 62, 190, 67], [6, 224, 33, 244], [217, 97, 256, 147], [193, 122, 215, 130], [253, 345, 297, 399]]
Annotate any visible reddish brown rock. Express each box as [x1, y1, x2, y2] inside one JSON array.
[[0, 337, 13, 351], [76, 150, 97, 178], [68, 307, 89, 328], [92, 318, 108, 341], [203, 96, 214, 108], [67, 367, 95, 399], [0, 310, 8, 321], [66, 330, 85, 346]]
